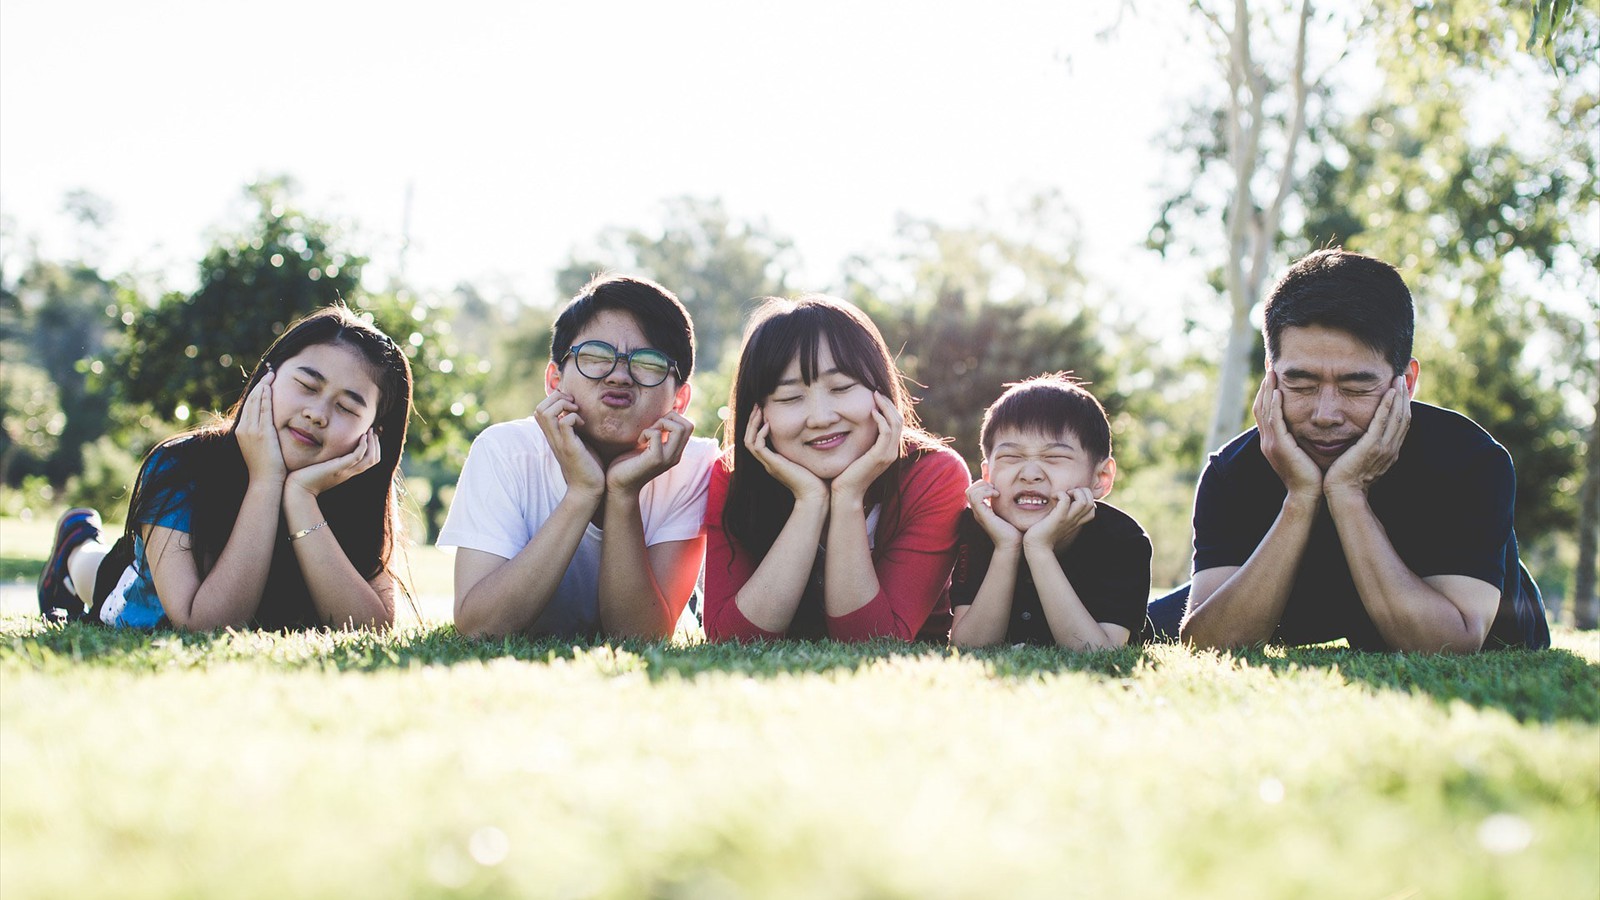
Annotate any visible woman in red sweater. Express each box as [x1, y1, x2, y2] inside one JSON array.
[[703, 295, 969, 642]]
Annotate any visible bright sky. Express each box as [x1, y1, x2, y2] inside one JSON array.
[[2, 0, 1217, 313]]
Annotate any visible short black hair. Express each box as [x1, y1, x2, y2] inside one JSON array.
[[550, 274, 696, 381], [980, 373, 1111, 464], [1263, 249, 1415, 375]]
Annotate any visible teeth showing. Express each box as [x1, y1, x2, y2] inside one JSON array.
[[1015, 496, 1050, 509]]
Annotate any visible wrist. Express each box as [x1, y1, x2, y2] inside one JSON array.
[[1281, 490, 1321, 516], [1021, 534, 1060, 557], [990, 538, 1023, 557], [828, 489, 865, 515], [561, 485, 605, 512], [1322, 484, 1370, 514]]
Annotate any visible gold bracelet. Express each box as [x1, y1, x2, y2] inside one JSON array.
[[288, 520, 328, 542]]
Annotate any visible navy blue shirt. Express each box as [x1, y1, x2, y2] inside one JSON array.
[[951, 502, 1152, 645], [1193, 402, 1549, 649]]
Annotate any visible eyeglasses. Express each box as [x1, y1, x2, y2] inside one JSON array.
[[562, 340, 680, 387]]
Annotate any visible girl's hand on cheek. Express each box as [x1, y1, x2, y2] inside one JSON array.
[[288, 428, 382, 497], [831, 392, 901, 504], [745, 404, 827, 504], [239, 369, 288, 484]]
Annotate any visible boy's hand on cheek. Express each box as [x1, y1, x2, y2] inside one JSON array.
[[606, 411, 694, 495], [966, 481, 1021, 550], [536, 389, 605, 501], [1023, 488, 1096, 552]]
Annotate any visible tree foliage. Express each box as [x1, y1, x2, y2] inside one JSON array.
[[554, 196, 798, 374], [118, 179, 364, 422], [843, 192, 1108, 473]]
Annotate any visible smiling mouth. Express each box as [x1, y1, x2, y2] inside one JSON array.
[[805, 432, 848, 450], [286, 427, 321, 448]]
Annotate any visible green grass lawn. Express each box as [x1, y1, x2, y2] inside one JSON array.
[[3, 513, 1597, 898], [2, 618, 1597, 900]]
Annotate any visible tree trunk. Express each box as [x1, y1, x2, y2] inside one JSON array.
[[1574, 380, 1599, 629], [1199, 0, 1311, 458], [1206, 299, 1257, 454]]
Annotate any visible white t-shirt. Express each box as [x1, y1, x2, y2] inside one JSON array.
[[438, 417, 719, 636]]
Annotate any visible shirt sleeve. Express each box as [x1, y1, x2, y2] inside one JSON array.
[[1072, 509, 1153, 632], [644, 439, 716, 546], [436, 426, 535, 560], [948, 511, 988, 609], [1191, 436, 1272, 574], [700, 458, 786, 643], [827, 448, 970, 642], [1409, 441, 1514, 586], [132, 445, 193, 533]]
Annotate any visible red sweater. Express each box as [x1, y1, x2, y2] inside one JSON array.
[[702, 446, 970, 642]]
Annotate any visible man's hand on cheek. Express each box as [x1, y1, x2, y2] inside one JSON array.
[[1254, 370, 1322, 499], [1324, 376, 1410, 501]]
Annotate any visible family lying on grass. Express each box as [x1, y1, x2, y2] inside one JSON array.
[[37, 249, 1551, 653]]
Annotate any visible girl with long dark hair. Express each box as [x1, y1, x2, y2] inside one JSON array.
[[38, 306, 413, 630], [703, 295, 968, 642]]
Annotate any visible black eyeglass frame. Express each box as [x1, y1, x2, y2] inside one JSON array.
[[560, 340, 682, 387]]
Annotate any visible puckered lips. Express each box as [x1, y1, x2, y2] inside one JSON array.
[[600, 389, 635, 409], [284, 425, 322, 449], [804, 431, 849, 451]]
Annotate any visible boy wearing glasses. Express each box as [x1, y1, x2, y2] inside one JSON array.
[[949, 374, 1152, 649], [442, 275, 717, 639]]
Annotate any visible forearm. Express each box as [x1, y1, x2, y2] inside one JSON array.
[[1181, 494, 1318, 649], [1025, 544, 1125, 650], [181, 482, 283, 630], [596, 489, 675, 639], [283, 489, 392, 630], [949, 548, 1020, 648], [455, 493, 597, 638], [731, 497, 828, 633], [822, 494, 880, 619], [1327, 491, 1488, 652]]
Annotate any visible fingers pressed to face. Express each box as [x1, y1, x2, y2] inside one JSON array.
[[966, 480, 998, 509], [744, 406, 771, 454]]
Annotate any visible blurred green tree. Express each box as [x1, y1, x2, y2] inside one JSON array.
[[551, 196, 797, 373], [118, 178, 364, 421], [113, 178, 487, 540], [842, 191, 1108, 475]]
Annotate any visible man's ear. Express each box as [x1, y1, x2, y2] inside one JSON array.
[[980, 460, 990, 482], [672, 380, 691, 414], [1092, 456, 1117, 499], [545, 360, 562, 396], [1403, 358, 1420, 398]]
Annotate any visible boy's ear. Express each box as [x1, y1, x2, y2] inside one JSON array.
[[980, 459, 990, 482], [544, 360, 562, 396], [672, 380, 691, 414], [1092, 456, 1116, 499]]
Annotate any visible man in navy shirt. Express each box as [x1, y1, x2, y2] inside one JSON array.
[[1159, 249, 1548, 652]]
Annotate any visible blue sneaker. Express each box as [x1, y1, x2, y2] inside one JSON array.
[[38, 508, 103, 620]]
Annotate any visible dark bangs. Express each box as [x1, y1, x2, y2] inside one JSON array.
[[745, 301, 895, 400], [980, 375, 1111, 463]]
